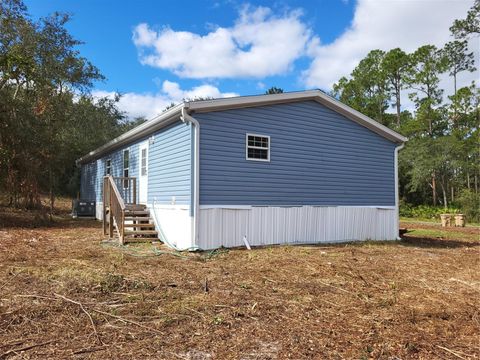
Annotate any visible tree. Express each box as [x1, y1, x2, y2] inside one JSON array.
[[162, 102, 176, 112], [382, 48, 410, 126], [450, 0, 480, 39], [333, 50, 391, 125], [0, 0, 126, 212], [443, 40, 476, 99], [448, 83, 480, 193], [265, 87, 284, 94], [405, 45, 448, 137]]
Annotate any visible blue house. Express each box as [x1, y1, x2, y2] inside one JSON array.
[[78, 90, 406, 250]]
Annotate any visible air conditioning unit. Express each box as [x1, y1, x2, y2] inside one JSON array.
[[72, 200, 96, 218]]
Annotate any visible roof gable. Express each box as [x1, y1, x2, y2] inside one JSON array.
[[77, 90, 406, 164], [185, 90, 407, 144]]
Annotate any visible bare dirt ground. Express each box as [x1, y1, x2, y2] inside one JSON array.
[[0, 202, 479, 359]]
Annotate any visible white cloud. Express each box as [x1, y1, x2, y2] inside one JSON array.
[[132, 5, 314, 78], [93, 81, 238, 119], [303, 0, 479, 93]]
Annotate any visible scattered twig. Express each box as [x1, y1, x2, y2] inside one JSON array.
[[17, 293, 163, 335], [1, 339, 55, 358], [204, 277, 209, 293], [317, 280, 354, 295], [0, 339, 29, 349], [436, 345, 469, 360], [184, 307, 206, 319], [72, 345, 106, 355], [54, 293, 102, 345], [15, 294, 56, 301], [0, 271, 21, 291], [88, 307, 164, 334]]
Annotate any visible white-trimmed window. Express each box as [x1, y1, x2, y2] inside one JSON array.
[[123, 149, 129, 188], [246, 133, 270, 161], [105, 159, 111, 176]]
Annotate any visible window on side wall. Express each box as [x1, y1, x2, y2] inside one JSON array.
[[246, 133, 270, 161], [123, 149, 129, 188], [105, 159, 111, 176], [141, 148, 147, 176]]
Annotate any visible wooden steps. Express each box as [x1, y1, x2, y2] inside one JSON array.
[[124, 216, 150, 221], [123, 223, 156, 228], [125, 210, 150, 216], [103, 176, 158, 244], [122, 204, 158, 243]]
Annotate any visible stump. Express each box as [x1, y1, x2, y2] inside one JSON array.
[[440, 214, 452, 227]]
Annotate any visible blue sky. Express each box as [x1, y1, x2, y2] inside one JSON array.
[[25, 0, 476, 119]]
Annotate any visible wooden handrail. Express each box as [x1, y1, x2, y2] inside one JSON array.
[[103, 175, 136, 244], [109, 177, 126, 210]]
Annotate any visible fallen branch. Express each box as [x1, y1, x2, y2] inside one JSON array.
[[436, 345, 469, 360], [1, 339, 55, 358], [53, 293, 103, 345]]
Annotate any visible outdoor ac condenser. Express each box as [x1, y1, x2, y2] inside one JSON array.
[[72, 199, 95, 218]]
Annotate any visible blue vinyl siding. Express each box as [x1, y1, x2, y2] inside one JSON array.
[[195, 100, 397, 206], [80, 120, 192, 206], [80, 159, 103, 201], [147, 121, 191, 205], [80, 142, 140, 202]]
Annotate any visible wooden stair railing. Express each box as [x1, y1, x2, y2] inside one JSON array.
[[103, 176, 137, 244], [103, 176, 157, 244]]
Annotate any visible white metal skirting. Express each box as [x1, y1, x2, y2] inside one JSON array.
[[148, 204, 192, 250], [198, 206, 397, 250]]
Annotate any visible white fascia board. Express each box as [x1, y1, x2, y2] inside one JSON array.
[[313, 92, 408, 144], [186, 90, 407, 144], [76, 104, 184, 165], [185, 90, 319, 112]]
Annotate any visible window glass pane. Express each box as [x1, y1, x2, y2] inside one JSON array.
[[247, 135, 268, 149], [123, 150, 129, 168], [248, 148, 268, 159], [123, 169, 129, 188], [141, 149, 146, 167]]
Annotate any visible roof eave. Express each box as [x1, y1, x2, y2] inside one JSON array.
[[77, 90, 407, 166], [187, 90, 407, 144], [76, 103, 184, 165]]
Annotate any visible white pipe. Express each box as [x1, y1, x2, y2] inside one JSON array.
[[181, 106, 200, 249], [394, 143, 405, 240]]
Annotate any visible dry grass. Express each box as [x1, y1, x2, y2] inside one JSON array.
[[0, 200, 479, 359]]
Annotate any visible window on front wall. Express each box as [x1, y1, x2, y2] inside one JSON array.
[[246, 133, 270, 161], [123, 149, 129, 188], [105, 159, 111, 176]]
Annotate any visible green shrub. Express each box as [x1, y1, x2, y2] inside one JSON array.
[[456, 190, 480, 223], [399, 201, 460, 220]]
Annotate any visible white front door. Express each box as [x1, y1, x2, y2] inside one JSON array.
[[138, 141, 148, 204]]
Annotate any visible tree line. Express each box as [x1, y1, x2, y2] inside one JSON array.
[[0, 0, 141, 211], [332, 1, 479, 217]]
